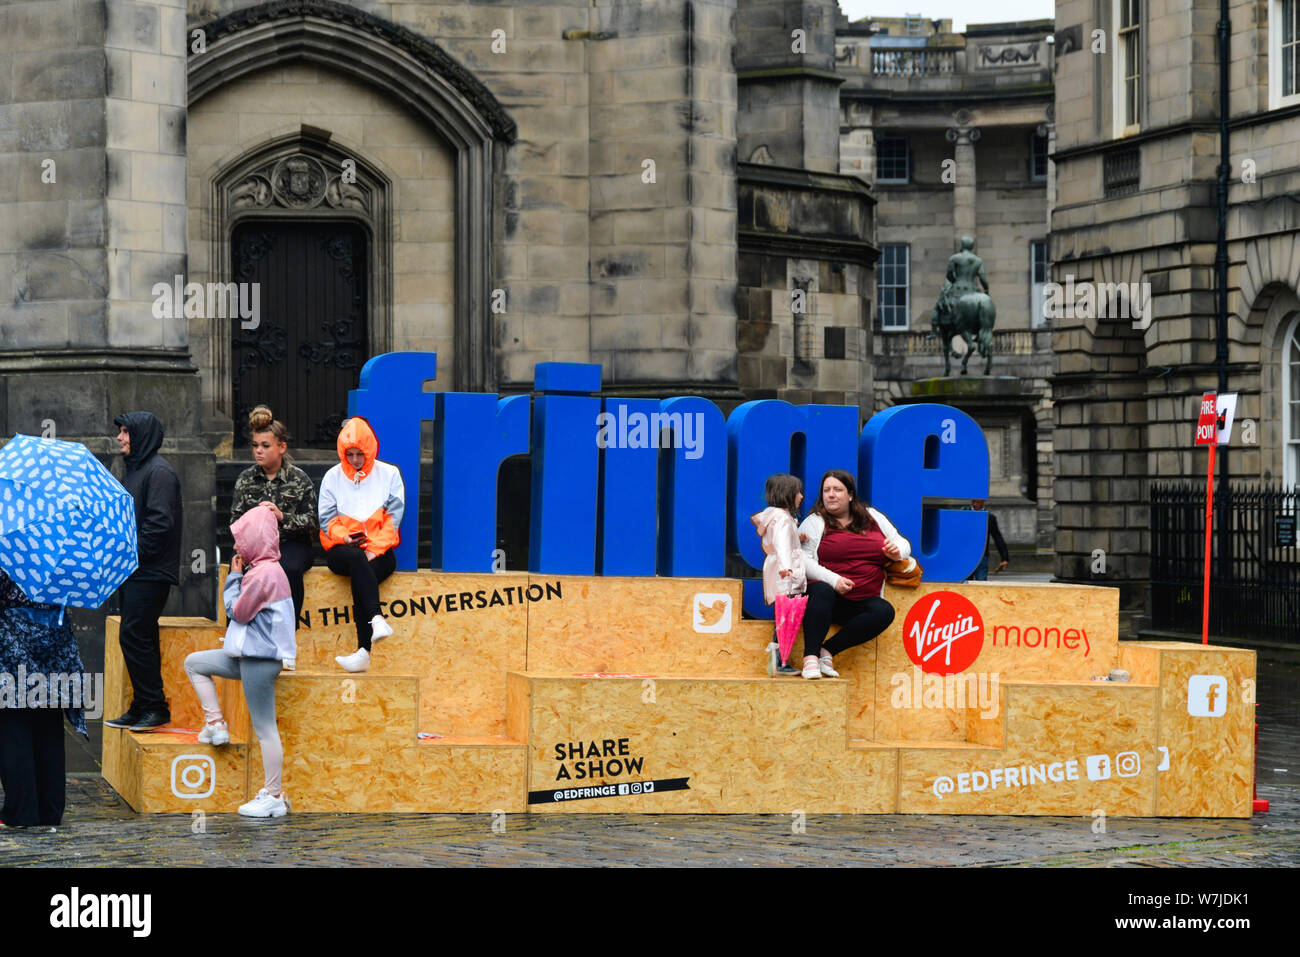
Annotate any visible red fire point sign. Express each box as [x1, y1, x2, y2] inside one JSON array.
[[1194, 392, 1218, 445]]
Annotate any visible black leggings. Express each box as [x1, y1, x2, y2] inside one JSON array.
[[278, 538, 315, 629], [0, 707, 66, 827], [325, 545, 397, 650], [801, 581, 896, 660]]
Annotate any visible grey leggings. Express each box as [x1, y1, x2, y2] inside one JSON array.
[[184, 650, 284, 795]]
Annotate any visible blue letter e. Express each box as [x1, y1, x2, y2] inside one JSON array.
[[859, 404, 989, 582]]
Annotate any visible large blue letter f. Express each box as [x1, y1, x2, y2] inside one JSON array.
[[348, 352, 439, 570]]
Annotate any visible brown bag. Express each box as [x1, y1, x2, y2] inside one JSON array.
[[886, 557, 923, 587]]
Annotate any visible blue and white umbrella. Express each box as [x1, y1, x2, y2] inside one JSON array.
[[0, 434, 138, 615]]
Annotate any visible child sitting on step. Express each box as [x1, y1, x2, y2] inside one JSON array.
[[751, 473, 807, 676], [184, 505, 297, 818]]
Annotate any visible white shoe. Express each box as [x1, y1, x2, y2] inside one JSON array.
[[369, 615, 393, 643], [819, 656, 840, 678], [801, 659, 821, 679], [238, 788, 289, 818], [197, 720, 229, 746], [766, 642, 778, 677], [336, 648, 370, 673]]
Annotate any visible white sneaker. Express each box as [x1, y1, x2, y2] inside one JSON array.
[[819, 656, 840, 678], [238, 788, 289, 818], [197, 720, 229, 746], [801, 659, 821, 679], [369, 615, 393, 643], [336, 648, 370, 673]]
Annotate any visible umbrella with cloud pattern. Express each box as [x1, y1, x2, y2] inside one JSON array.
[[0, 434, 138, 618]]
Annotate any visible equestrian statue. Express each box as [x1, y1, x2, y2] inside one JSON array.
[[927, 236, 997, 375]]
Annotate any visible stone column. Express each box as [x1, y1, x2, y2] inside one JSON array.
[[736, 0, 843, 173], [586, 0, 739, 393], [0, 0, 214, 638], [946, 125, 979, 242]]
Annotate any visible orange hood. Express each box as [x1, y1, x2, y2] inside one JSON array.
[[337, 417, 378, 482]]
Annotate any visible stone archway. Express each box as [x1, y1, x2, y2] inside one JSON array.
[[189, 0, 516, 393]]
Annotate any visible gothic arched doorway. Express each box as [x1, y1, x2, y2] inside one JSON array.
[[231, 220, 369, 449]]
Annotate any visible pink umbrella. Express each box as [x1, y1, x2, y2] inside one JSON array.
[[774, 592, 808, 666]]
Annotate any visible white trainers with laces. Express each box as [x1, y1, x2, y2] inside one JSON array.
[[369, 615, 393, 643], [335, 648, 370, 673], [197, 720, 229, 746], [238, 788, 290, 818]]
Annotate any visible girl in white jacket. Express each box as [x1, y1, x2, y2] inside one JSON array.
[[750, 473, 807, 676]]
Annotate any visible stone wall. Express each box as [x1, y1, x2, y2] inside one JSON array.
[[1048, 0, 1300, 611]]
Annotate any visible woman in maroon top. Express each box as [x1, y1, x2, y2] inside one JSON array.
[[797, 469, 912, 679]]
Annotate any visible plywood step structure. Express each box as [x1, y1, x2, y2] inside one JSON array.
[[102, 571, 1256, 816]]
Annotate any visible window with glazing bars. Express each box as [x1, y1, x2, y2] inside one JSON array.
[[1119, 0, 1142, 127], [876, 136, 910, 183], [877, 245, 910, 329]]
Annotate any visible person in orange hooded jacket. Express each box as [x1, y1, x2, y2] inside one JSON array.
[[318, 417, 406, 673]]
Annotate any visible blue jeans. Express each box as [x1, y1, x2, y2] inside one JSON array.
[[973, 556, 989, 580]]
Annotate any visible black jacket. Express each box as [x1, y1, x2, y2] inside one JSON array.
[[115, 412, 183, 585]]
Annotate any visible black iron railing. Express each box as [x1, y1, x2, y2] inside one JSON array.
[[1150, 482, 1300, 644]]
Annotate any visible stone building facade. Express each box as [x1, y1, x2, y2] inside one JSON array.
[[1050, 0, 1300, 616], [1, 0, 888, 628], [836, 15, 1058, 556]]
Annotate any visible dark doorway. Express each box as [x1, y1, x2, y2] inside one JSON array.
[[230, 220, 368, 449]]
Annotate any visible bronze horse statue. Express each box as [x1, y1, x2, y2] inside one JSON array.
[[928, 291, 996, 375]]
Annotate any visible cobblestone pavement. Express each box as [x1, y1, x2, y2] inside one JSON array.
[[0, 778, 1291, 868]]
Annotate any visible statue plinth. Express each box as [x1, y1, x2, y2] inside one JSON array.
[[908, 376, 1023, 399]]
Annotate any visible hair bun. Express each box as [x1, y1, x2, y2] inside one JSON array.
[[248, 405, 274, 431]]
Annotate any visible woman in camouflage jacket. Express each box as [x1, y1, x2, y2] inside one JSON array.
[[230, 406, 318, 628]]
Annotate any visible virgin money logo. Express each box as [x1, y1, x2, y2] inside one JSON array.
[[903, 591, 984, 676]]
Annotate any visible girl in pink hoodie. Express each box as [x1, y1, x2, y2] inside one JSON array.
[[750, 473, 807, 676], [183, 505, 297, 818]]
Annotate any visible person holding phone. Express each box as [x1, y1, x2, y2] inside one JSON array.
[[318, 417, 405, 673]]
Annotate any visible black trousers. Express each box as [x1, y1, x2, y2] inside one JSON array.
[[324, 546, 397, 650], [0, 707, 66, 827], [801, 581, 896, 660], [278, 538, 315, 629], [118, 579, 172, 713]]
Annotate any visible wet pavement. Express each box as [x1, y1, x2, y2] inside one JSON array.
[[5, 645, 1294, 867]]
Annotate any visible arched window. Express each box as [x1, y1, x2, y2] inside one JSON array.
[[1286, 313, 1300, 487]]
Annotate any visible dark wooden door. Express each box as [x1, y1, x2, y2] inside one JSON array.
[[231, 221, 368, 449]]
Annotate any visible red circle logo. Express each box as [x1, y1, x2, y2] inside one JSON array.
[[902, 591, 984, 675]]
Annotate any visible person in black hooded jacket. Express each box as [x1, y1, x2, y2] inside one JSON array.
[[104, 412, 182, 732]]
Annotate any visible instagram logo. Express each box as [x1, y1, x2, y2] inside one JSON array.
[[1115, 751, 1141, 777], [170, 754, 216, 799]]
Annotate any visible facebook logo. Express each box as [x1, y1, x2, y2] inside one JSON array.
[[1187, 675, 1227, 717]]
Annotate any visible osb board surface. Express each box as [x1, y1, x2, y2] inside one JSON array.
[[259, 743, 527, 813], [899, 682, 1159, 816], [524, 575, 747, 674], [1153, 646, 1255, 818], [247, 673, 419, 792], [105, 617, 249, 740], [131, 733, 250, 813], [521, 674, 896, 813], [286, 569, 530, 736], [872, 581, 1119, 742]]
